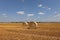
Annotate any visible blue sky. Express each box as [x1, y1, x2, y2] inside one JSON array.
[[0, 0, 60, 22]]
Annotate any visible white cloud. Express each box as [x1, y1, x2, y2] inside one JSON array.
[[38, 4, 43, 7], [44, 6, 51, 10], [38, 12, 45, 15], [54, 14, 60, 17], [16, 11, 24, 15], [54, 11, 58, 13], [38, 4, 52, 11], [48, 8, 51, 10], [2, 13, 6, 16], [2, 13, 8, 18], [27, 14, 34, 17]]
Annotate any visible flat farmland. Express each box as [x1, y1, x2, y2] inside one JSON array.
[[0, 22, 60, 40]]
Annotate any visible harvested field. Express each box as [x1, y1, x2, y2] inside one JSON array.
[[0, 22, 60, 40]]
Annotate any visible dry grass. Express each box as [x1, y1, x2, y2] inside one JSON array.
[[0, 22, 60, 40]]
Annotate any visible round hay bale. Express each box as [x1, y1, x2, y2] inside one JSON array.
[[27, 22, 36, 29], [22, 22, 29, 29]]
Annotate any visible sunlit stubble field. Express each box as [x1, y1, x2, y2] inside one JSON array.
[[0, 22, 60, 40]]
